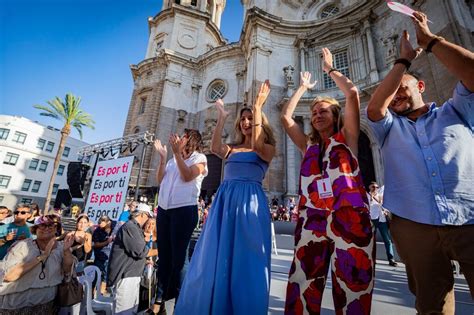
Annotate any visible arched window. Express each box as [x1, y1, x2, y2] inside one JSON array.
[[321, 4, 339, 18], [206, 79, 227, 102]]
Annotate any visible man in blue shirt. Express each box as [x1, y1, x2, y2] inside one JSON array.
[[0, 204, 32, 259], [367, 11, 473, 314]]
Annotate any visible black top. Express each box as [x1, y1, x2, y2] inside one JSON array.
[[92, 221, 116, 262], [106, 219, 148, 287], [71, 231, 92, 262]]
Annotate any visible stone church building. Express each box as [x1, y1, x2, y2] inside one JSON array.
[[122, 0, 473, 201]]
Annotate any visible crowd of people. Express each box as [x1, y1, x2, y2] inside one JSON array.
[[0, 10, 472, 315]]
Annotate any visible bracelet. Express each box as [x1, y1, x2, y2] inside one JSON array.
[[328, 68, 338, 75], [425, 36, 444, 53], [394, 58, 411, 70]]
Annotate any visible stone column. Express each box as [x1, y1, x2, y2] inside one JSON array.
[[215, 5, 223, 28], [364, 20, 379, 83], [299, 42, 306, 72], [211, 2, 217, 24]]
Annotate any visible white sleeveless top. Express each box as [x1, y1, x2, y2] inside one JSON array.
[[158, 152, 208, 209]]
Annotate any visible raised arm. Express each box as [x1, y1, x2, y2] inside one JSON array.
[[61, 234, 74, 275], [211, 99, 231, 159], [412, 12, 474, 92], [367, 31, 421, 122], [281, 72, 316, 153], [154, 140, 168, 185], [83, 232, 92, 254], [170, 134, 206, 182], [321, 47, 360, 153], [252, 80, 275, 162]]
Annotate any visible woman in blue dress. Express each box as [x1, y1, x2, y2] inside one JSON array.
[[175, 81, 276, 315]]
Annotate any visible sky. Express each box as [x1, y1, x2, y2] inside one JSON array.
[[0, 0, 244, 144]]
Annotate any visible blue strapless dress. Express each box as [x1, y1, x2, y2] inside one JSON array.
[[175, 151, 271, 315]]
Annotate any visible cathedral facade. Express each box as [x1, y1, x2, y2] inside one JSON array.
[[123, 0, 473, 201]]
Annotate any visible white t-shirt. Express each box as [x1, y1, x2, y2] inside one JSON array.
[[158, 152, 208, 209], [368, 192, 385, 222]]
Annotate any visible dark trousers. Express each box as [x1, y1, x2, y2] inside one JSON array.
[[155, 205, 198, 302], [390, 214, 474, 314]]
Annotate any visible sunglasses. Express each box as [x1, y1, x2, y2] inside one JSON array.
[[14, 211, 30, 215], [37, 223, 55, 229]]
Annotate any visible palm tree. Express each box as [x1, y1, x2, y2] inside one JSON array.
[[34, 93, 95, 213]]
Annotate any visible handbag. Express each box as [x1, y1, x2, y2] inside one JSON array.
[[56, 262, 84, 307], [383, 207, 393, 222]]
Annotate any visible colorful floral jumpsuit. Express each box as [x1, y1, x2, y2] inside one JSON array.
[[285, 132, 375, 315]]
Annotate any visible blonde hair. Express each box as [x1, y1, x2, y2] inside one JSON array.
[[233, 107, 276, 146], [308, 96, 343, 144]]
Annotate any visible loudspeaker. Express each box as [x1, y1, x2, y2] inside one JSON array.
[[67, 162, 89, 198], [54, 189, 72, 208]]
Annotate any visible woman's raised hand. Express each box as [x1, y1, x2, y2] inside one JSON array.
[[169, 134, 186, 156], [321, 47, 334, 73], [62, 233, 75, 252], [154, 139, 168, 159], [254, 80, 271, 108], [215, 99, 229, 119], [300, 72, 317, 89]]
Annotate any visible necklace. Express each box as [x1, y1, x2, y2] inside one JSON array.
[[34, 240, 47, 280]]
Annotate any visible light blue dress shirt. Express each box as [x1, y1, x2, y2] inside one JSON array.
[[367, 82, 473, 226]]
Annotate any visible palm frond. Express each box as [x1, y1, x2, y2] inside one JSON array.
[[46, 97, 68, 121], [34, 93, 94, 140], [39, 112, 60, 119], [33, 105, 61, 119]]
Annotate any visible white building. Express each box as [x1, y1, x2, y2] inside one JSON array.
[[123, 0, 473, 201], [0, 115, 89, 209]]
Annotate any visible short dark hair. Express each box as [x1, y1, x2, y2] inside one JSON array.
[[98, 215, 111, 224], [15, 204, 31, 212], [404, 71, 421, 81]]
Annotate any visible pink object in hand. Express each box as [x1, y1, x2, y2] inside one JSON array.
[[386, 1, 433, 23]]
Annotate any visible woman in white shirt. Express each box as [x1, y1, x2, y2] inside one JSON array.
[[151, 128, 208, 314], [368, 182, 397, 267]]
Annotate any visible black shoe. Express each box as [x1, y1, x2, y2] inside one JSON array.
[[389, 260, 398, 267]]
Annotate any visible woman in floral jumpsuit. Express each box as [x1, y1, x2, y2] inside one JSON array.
[[281, 48, 374, 315]]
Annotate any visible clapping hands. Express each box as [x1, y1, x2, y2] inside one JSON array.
[[399, 30, 423, 61], [169, 134, 187, 156], [153, 139, 168, 159]]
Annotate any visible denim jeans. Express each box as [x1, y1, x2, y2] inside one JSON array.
[[372, 219, 395, 261]]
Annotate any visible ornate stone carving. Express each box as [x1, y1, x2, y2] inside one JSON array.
[[283, 65, 295, 87], [382, 34, 398, 66]]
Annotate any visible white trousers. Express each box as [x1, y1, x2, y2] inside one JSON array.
[[114, 276, 141, 315]]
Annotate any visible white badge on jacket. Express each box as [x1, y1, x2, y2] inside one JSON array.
[[317, 178, 333, 198]]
